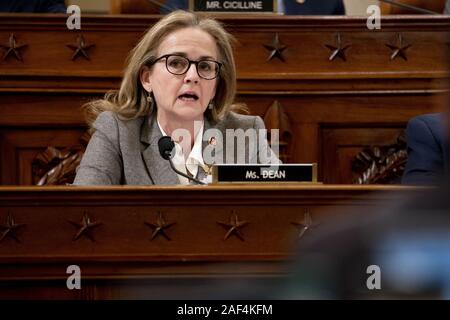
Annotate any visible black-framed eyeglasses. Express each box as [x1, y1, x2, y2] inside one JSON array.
[[152, 54, 222, 80]]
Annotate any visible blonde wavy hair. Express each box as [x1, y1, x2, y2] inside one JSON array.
[[83, 10, 239, 127]]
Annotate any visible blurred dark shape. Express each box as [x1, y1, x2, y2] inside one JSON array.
[[277, 181, 450, 299], [160, 0, 345, 15], [0, 0, 66, 13], [402, 113, 450, 185], [185, 182, 450, 300]]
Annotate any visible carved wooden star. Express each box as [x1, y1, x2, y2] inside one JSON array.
[[0, 212, 26, 243], [68, 212, 102, 241], [386, 33, 412, 61], [0, 34, 28, 62], [145, 212, 176, 241], [67, 34, 95, 61], [217, 213, 249, 241], [325, 33, 351, 62], [263, 33, 287, 62], [291, 210, 318, 240]]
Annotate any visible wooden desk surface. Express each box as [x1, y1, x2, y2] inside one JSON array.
[[0, 184, 430, 299], [0, 184, 422, 261]]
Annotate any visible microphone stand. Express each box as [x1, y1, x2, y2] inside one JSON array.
[[167, 156, 206, 185], [158, 136, 206, 185]]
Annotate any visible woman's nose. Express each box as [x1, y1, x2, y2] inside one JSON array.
[[184, 63, 199, 83]]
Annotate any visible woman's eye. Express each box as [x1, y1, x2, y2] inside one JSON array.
[[199, 62, 212, 71], [169, 58, 186, 68]]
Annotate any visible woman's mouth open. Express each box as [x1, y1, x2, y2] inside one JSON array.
[[178, 93, 199, 102]]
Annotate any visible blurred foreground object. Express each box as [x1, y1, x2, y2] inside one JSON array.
[[280, 181, 450, 299]]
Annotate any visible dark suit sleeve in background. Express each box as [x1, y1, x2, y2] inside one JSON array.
[[402, 115, 445, 185], [42, 0, 66, 13], [333, 0, 346, 15], [0, 0, 65, 13]]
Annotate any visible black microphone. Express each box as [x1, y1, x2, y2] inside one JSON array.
[[158, 136, 206, 185]]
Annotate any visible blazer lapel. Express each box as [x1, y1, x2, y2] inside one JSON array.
[[140, 115, 179, 185]]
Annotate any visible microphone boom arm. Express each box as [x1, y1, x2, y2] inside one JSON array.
[[168, 157, 206, 185]]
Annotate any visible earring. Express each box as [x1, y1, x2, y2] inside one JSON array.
[[208, 101, 215, 109], [146, 91, 154, 108]]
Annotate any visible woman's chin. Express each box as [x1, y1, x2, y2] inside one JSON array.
[[176, 99, 202, 108], [173, 103, 206, 120]]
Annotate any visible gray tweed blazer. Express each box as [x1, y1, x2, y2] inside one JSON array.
[[73, 111, 280, 185]]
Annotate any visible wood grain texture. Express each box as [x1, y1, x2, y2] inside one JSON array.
[[0, 15, 448, 185], [0, 185, 422, 299]]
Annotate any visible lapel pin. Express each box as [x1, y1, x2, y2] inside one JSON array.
[[208, 137, 217, 146]]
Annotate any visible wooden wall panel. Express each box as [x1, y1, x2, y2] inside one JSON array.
[[0, 15, 448, 185], [234, 31, 449, 78], [0, 129, 86, 185], [240, 92, 443, 182], [321, 127, 405, 183], [0, 93, 91, 126]]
